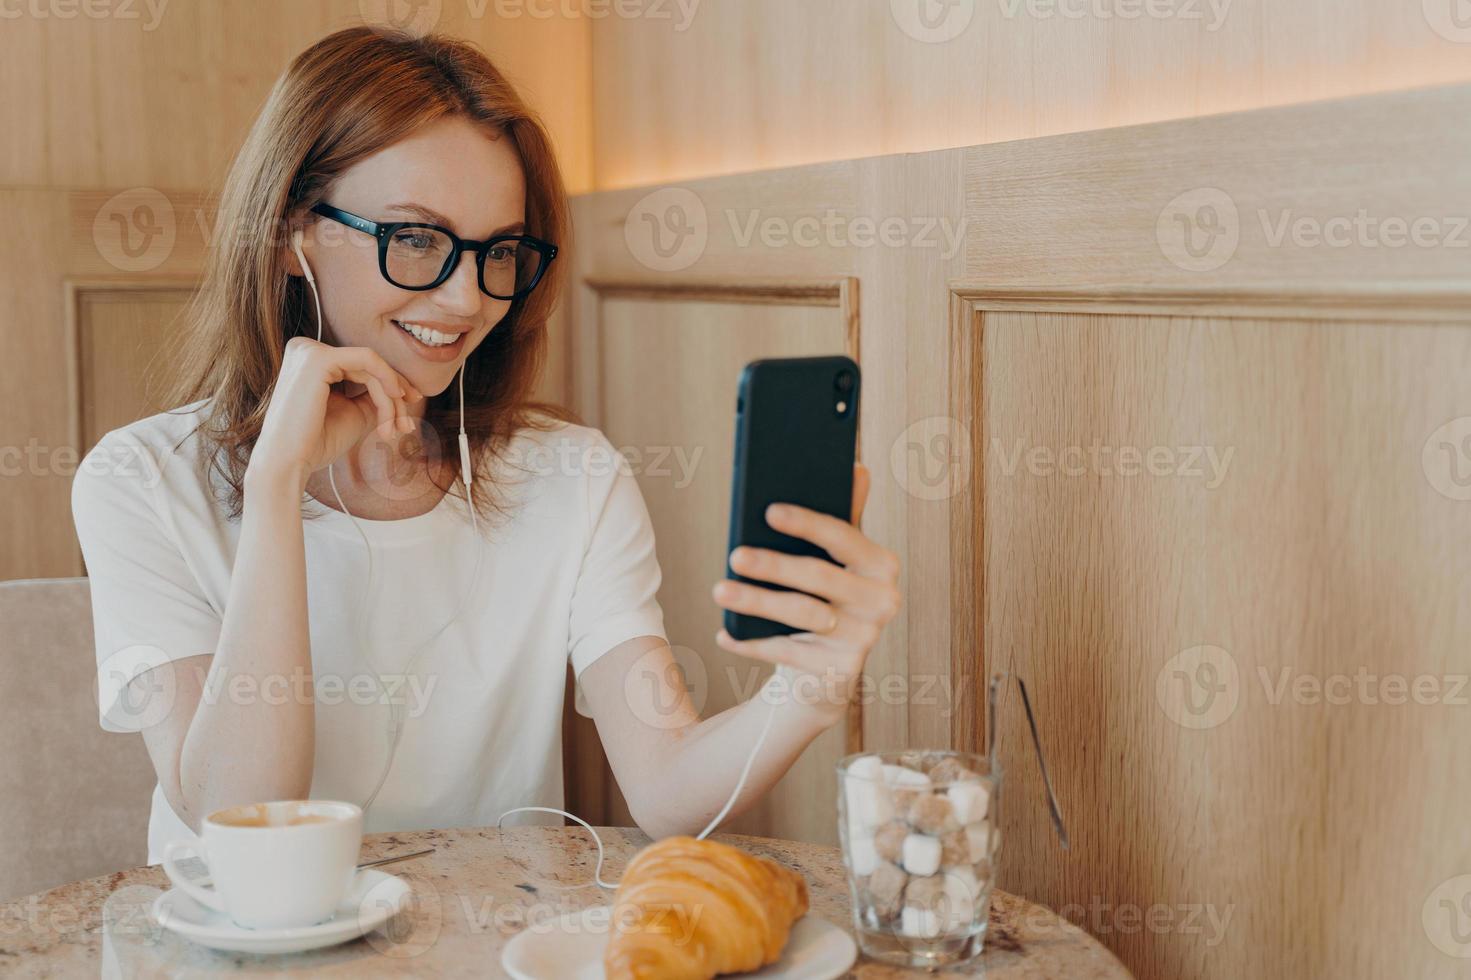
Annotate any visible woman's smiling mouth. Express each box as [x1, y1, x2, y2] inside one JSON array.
[[393, 319, 472, 361]]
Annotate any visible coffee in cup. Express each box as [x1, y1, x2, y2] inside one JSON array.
[[161, 800, 363, 930], [210, 805, 338, 828]]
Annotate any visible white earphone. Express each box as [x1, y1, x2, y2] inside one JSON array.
[[293, 225, 776, 888]]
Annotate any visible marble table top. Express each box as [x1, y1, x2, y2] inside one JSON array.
[[0, 826, 1131, 978]]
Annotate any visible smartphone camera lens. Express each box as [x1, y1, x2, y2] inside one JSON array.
[[834, 369, 856, 418]]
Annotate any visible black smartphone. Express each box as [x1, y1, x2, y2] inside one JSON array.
[[724, 355, 860, 641]]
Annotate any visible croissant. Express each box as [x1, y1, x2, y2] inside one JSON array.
[[603, 835, 810, 979]]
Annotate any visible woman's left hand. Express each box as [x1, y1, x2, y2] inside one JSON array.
[[711, 463, 901, 727]]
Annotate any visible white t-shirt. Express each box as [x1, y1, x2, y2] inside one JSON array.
[[71, 398, 666, 864]]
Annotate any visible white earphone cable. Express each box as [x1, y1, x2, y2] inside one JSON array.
[[301, 247, 485, 812], [695, 691, 779, 841]]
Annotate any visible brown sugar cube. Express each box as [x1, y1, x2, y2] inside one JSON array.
[[893, 788, 923, 814], [907, 792, 960, 836], [926, 757, 980, 786], [903, 874, 947, 913], [899, 751, 928, 772], [874, 819, 909, 864], [866, 860, 908, 920], [939, 827, 970, 868]]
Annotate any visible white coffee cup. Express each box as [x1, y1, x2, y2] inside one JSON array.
[[161, 800, 363, 930]]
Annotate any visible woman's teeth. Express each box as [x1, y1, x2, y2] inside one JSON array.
[[396, 320, 458, 347]]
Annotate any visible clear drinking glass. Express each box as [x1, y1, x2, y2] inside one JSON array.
[[836, 750, 1001, 969]]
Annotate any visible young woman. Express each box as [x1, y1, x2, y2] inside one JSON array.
[[71, 26, 902, 864]]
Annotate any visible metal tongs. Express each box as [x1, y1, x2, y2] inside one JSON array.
[[988, 672, 1070, 851]]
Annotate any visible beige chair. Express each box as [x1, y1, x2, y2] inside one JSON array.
[[0, 578, 155, 902]]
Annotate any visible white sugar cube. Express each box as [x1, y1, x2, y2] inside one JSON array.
[[965, 823, 991, 864], [848, 754, 885, 780], [900, 905, 943, 939], [882, 763, 932, 791], [848, 783, 894, 830], [901, 833, 942, 877], [847, 829, 880, 877], [947, 781, 990, 824], [941, 867, 981, 929], [845, 756, 895, 830]]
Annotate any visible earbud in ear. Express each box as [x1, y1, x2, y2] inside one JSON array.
[[292, 228, 315, 284], [293, 228, 324, 343]]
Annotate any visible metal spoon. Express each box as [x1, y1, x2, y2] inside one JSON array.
[[988, 671, 1069, 851], [1017, 677, 1069, 851], [189, 847, 434, 889], [356, 847, 435, 871]]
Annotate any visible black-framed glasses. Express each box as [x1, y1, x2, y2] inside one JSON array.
[[309, 202, 557, 301]]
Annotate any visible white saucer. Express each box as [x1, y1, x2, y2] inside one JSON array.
[[150, 869, 412, 955], [501, 907, 857, 980]]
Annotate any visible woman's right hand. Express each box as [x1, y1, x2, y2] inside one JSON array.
[[250, 336, 423, 490]]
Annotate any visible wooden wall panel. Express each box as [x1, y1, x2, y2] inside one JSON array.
[[962, 88, 1471, 296], [63, 284, 193, 572], [589, 0, 1471, 189], [940, 84, 1471, 979], [0, 0, 592, 193], [0, 189, 211, 581], [73, 287, 193, 452], [968, 307, 1471, 979], [568, 82, 1471, 977]]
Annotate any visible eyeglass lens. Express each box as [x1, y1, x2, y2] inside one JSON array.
[[384, 226, 539, 297]]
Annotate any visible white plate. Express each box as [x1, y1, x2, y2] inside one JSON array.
[[502, 907, 857, 980], [150, 868, 412, 955]]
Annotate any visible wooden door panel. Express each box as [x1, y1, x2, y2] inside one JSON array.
[[971, 308, 1471, 979], [75, 287, 192, 451]]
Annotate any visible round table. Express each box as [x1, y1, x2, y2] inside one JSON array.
[[0, 826, 1131, 978]]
